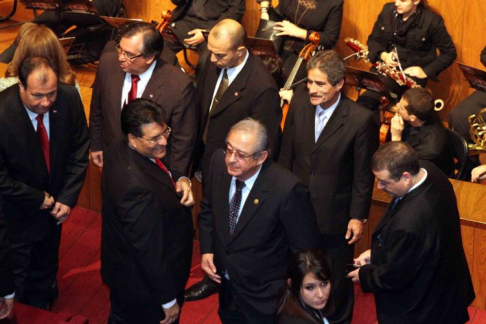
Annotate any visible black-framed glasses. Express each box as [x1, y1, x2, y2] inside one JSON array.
[[116, 44, 144, 61], [223, 147, 260, 160], [139, 127, 171, 144]]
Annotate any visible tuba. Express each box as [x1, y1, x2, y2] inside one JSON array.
[[469, 108, 486, 152]]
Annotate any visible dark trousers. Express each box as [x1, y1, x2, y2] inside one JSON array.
[[108, 290, 184, 324], [320, 233, 354, 324], [218, 278, 275, 324], [10, 223, 61, 309]]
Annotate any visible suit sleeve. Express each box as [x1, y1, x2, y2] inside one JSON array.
[[350, 110, 379, 220], [279, 182, 320, 252], [249, 86, 282, 160], [306, 0, 343, 49], [56, 93, 90, 207], [0, 198, 14, 297], [420, 15, 456, 81], [198, 153, 218, 255], [117, 186, 178, 305], [89, 50, 106, 152], [217, 0, 245, 23], [481, 46, 486, 67], [166, 81, 198, 179], [359, 229, 427, 293]]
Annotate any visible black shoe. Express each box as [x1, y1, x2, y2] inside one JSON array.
[[184, 280, 219, 302]]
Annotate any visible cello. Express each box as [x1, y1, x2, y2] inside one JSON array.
[[280, 32, 320, 130]]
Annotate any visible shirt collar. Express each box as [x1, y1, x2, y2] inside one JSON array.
[[316, 93, 341, 119], [232, 164, 262, 191], [226, 50, 249, 84]]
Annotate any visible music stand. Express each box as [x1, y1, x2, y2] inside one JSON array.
[[458, 62, 486, 93], [247, 37, 279, 58], [21, 0, 97, 14], [345, 66, 396, 98]]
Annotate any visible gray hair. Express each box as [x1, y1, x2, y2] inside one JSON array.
[[227, 118, 269, 158]]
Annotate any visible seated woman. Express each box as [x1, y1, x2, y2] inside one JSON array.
[[257, 0, 343, 86], [277, 250, 332, 324], [0, 23, 77, 92], [358, 0, 456, 111]]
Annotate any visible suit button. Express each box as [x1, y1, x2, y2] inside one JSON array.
[[310, 172, 315, 176]]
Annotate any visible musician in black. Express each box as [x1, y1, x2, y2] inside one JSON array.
[[257, 0, 343, 86], [358, 0, 456, 111]]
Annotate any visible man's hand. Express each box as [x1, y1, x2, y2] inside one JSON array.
[[274, 20, 307, 40], [51, 202, 71, 225], [183, 29, 206, 47], [160, 303, 179, 324], [201, 253, 221, 284], [279, 89, 294, 104], [345, 219, 363, 245], [390, 113, 404, 141], [404, 66, 427, 79], [91, 151, 103, 167], [0, 297, 14, 320], [380, 51, 398, 67], [40, 192, 54, 210], [471, 164, 486, 183], [347, 267, 360, 283], [176, 178, 194, 207], [354, 249, 371, 266]]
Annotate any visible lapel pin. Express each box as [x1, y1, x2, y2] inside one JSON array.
[[234, 92, 239, 96], [52, 110, 57, 113], [149, 94, 154, 98], [254, 199, 259, 205]]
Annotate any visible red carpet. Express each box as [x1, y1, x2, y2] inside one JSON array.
[[4, 207, 485, 323]]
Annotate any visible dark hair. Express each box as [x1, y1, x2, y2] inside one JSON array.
[[371, 142, 420, 181], [277, 250, 333, 324], [402, 88, 434, 122], [121, 98, 166, 138], [18, 56, 59, 89], [306, 50, 346, 86], [117, 22, 163, 57]]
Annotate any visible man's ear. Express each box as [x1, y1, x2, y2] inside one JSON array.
[[287, 278, 292, 287]]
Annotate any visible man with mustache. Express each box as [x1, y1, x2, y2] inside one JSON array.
[[279, 50, 379, 324]]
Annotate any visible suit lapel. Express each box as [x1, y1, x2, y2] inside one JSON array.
[[215, 172, 232, 246], [48, 102, 61, 178], [132, 149, 178, 194], [201, 63, 221, 121], [312, 99, 348, 153], [142, 60, 165, 102], [109, 65, 125, 121]]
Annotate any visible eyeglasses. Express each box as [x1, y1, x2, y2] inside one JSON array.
[[139, 127, 171, 144], [224, 147, 260, 160], [116, 44, 144, 62]]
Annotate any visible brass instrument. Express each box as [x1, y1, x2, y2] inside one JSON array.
[[469, 108, 486, 152]]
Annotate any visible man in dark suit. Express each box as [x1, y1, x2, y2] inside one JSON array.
[[0, 56, 89, 308], [390, 87, 453, 176], [162, 0, 245, 76], [0, 195, 14, 320], [90, 22, 197, 201], [278, 50, 379, 324], [348, 142, 475, 324], [101, 99, 193, 324], [185, 18, 282, 301], [199, 118, 320, 323]]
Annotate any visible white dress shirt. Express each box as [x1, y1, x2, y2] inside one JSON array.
[[120, 61, 157, 108]]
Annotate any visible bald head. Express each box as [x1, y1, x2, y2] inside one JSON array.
[[209, 19, 246, 50]]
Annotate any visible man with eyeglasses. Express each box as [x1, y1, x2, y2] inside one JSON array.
[[198, 118, 319, 323], [101, 98, 193, 324], [186, 18, 281, 301], [90, 22, 197, 205], [0, 56, 89, 308]]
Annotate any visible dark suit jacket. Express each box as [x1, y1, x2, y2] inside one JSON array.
[[0, 196, 14, 297], [367, 2, 456, 81], [199, 150, 320, 314], [101, 138, 193, 305], [402, 114, 454, 176], [196, 53, 282, 177], [359, 161, 475, 324], [90, 41, 198, 179], [170, 0, 245, 27], [0, 84, 89, 243], [279, 92, 379, 234]]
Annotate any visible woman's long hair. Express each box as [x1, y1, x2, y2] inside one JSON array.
[[276, 250, 333, 323], [6, 23, 76, 85]]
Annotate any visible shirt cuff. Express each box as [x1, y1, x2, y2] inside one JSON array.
[[162, 298, 177, 309], [4, 292, 15, 299]]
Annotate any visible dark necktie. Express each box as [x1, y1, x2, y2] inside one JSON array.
[[229, 179, 245, 235], [36, 114, 50, 173], [203, 69, 229, 143], [155, 158, 176, 189], [128, 74, 141, 104]]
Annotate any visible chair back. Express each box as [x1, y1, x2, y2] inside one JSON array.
[[446, 127, 469, 180]]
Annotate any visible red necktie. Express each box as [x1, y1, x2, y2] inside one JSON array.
[[155, 158, 176, 189], [36, 114, 50, 173], [128, 74, 141, 104]]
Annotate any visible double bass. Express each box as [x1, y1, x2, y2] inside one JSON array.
[[280, 32, 320, 130]]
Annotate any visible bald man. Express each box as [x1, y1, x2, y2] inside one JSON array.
[[186, 19, 281, 301]]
